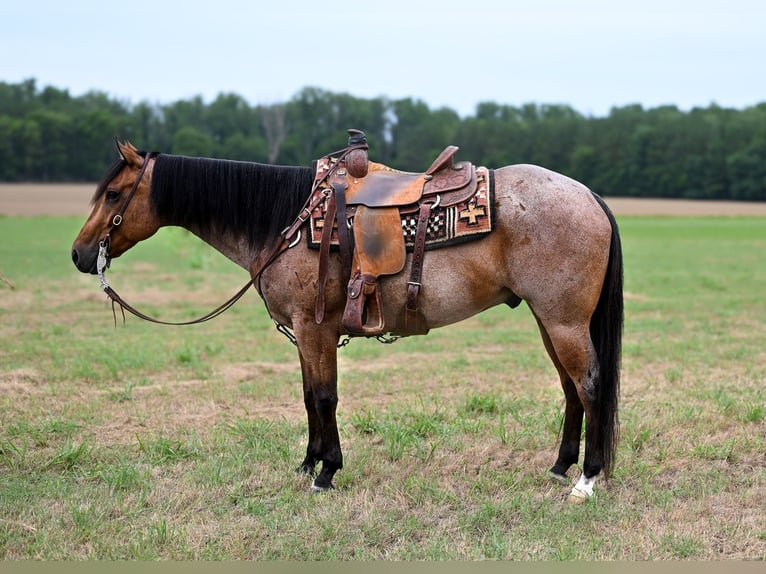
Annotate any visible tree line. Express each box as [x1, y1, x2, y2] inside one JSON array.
[[1, 78, 765, 200]]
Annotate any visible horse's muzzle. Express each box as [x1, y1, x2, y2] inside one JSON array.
[[71, 246, 98, 275]]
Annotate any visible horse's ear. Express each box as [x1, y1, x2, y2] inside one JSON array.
[[115, 139, 143, 168]]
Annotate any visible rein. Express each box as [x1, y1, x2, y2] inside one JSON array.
[[96, 137, 368, 327]]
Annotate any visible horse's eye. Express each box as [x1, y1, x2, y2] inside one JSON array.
[[105, 189, 120, 202]]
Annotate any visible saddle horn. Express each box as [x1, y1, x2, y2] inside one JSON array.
[[345, 129, 369, 178]]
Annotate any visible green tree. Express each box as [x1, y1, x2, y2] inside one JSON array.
[[172, 126, 214, 157], [0, 79, 38, 117], [389, 98, 460, 171], [0, 77, 764, 200], [27, 109, 71, 180], [727, 137, 766, 200], [0, 116, 20, 179], [219, 132, 268, 163], [127, 101, 166, 150], [164, 96, 208, 150]]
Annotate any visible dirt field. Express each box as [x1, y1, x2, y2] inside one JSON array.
[[1, 183, 766, 216]]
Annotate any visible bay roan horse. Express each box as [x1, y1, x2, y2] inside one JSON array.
[[72, 140, 623, 502]]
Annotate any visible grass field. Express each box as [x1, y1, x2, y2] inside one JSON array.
[[0, 200, 765, 559]]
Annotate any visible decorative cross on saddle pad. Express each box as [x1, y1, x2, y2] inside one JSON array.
[[308, 165, 495, 252]]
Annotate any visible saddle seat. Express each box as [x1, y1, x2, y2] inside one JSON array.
[[311, 131, 482, 338], [344, 146, 476, 208]]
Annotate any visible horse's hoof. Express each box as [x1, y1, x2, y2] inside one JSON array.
[[566, 491, 591, 504], [548, 471, 569, 485], [566, 472, 597, 503], [311, 481, 335, 494]]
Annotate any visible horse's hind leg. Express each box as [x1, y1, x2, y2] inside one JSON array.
[[553, 378, 585, 481], [537, 319, 604, 501], [534, 316, 584, 482]]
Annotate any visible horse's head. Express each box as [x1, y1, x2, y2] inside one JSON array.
[[71, 141, 160, 274]]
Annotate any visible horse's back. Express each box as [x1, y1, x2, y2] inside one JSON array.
[[494, 163, 608, 227]]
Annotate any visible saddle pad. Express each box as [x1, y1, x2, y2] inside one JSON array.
[[308, 167, 494, 252]]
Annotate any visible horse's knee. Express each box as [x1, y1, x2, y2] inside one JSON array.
[[313, 387, 338, 418], [303, 387, 316, 409]]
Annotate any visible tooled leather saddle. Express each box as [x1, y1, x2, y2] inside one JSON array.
[[296, 129, 493, 338]]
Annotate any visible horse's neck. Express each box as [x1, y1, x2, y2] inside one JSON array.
[[182, 224, 261, 271], [149, 155, 308, 272]]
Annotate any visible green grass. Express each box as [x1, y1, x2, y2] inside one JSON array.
[[0, 214, 765, 559]]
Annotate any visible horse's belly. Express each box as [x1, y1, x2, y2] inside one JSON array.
[[377, 243, 514, 331]]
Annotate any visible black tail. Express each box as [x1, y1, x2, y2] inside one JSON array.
[[590, 193, 623, 478]]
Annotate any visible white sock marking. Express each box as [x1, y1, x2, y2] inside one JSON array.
[[569, 472, 597, 499]]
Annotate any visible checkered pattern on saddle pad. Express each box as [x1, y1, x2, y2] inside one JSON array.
[[308, 166, 494, 252]]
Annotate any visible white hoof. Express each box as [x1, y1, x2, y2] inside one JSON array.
[[310, 482, 334, 494], [566, 472, 597, 503]]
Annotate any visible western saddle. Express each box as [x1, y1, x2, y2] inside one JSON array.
[[286, 129, 484, 338]]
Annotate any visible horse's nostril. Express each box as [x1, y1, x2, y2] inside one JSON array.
[[71, 249, 79, 266]]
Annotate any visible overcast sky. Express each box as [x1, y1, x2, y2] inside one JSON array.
[[3, 0, 764, 117]]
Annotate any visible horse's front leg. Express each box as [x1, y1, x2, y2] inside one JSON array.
[[294, 322, 342, 491], [296, 378, 322, 476]]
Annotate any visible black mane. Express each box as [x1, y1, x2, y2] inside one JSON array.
[[150, 154, 314, 249]]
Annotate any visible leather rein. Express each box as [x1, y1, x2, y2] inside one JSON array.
[[96, 142, 366, 327]]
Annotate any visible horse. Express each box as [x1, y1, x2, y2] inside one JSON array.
[[71, 139, 623, 502]]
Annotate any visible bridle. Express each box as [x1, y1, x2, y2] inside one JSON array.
[[97, 151, 156, 289]]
